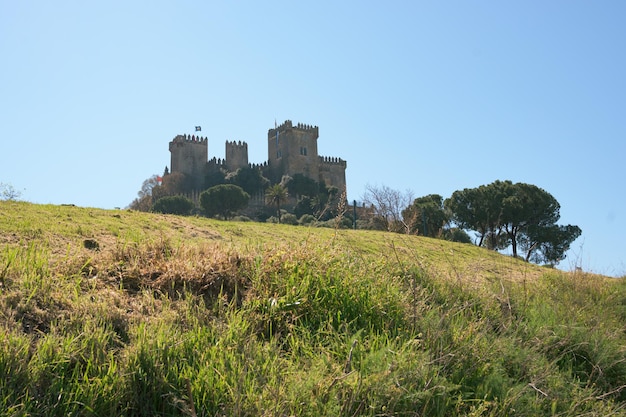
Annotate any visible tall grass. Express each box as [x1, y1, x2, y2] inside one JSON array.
[[1, 202, 626, 415]]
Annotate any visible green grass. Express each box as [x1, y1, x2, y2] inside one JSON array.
[[1, 201, 625, 416]]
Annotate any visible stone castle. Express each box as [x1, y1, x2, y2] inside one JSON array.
[[168, 120, 347, 194]]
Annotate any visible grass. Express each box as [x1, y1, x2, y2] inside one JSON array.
[[1, 200, 625, 416]]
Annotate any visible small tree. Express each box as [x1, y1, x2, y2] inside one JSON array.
[[402, 194, 449, 237], [200, 184, 250, 219], [152, 195, 194, 215], [128, 175, 160, 211], [362, 184, 413, 233], [265, 184, 289, 223], [0, 182, 21, 201]]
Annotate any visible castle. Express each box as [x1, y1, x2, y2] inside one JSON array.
[[168, 120, 347, 195]]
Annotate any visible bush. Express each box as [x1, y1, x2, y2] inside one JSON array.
[[298, 214, 317, 225], [280, 213, 298, 225], [232, 215, 252, 222], [152, 196, 194, 215]]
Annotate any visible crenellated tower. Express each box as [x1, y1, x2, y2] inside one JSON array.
[[267, 120, 320, 184], [169, 134, 208, 189], [225, 140, 249, 171]]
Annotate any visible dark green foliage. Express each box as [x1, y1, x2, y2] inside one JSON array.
[[280, 213, 298, 225], [200, 184, 250, 219], [403, 194, 449, 237], [298, 214, 316, 225], [522, 224, 582, 265], [228, 166, 269, 196], [265, 184, 288, 223], [445, 180, 582, 265], [442, 227, 472, 243], [204, 169, 226, 190], [294, 196, 315, 218], [445, 181, 509, 248], [287, 173, 319, 198], [152, 195, 194, 215]]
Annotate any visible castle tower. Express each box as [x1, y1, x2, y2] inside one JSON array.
[[169, 134, 208, 189], [225, 140, 249, 171], [267, 120, 320, 183]]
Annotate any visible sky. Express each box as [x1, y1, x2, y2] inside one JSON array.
[[1, 1, 624, 276]]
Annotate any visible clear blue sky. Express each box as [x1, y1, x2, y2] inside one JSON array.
[[1, 1, 624, 276]]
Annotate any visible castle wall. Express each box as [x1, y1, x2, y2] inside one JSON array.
[[319, 156, 347, 192], [169, 120, 347, 196]]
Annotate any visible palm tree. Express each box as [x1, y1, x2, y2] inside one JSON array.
[[265, 184, 289, 223]]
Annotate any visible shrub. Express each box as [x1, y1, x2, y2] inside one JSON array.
[[280, 213, 298, 225], [152, 196, 194, 215], [298, 214, 316, 225]]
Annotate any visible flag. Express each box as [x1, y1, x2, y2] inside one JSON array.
[[195, 126, 202, 132], [156, 176, 163, 183]]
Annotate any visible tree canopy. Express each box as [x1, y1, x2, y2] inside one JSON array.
[[265, 184, 289, 223], [228, 166, 269, 196], [402, 194, 449, 237], [445, 180, 581, 265], [200, 184, 250, 219]]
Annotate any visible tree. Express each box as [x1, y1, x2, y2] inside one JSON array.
[[152, 172, 192, 201], [500, 182, 560, 258], [152, 195, 194, 215], [521, 224, 582, 265], [128, 175, 160, 211], [402, 194, 449, 237], [228, 166, 269, 196], [200, 184, 250, 219], [265, 184, 289, 223], [287, 174, 318, 199], [204, 169, 227, 190], [362, 184, 413, 233], [0, 182, 22, 201], [445, 181, 509, 248], [445, 180, 582, 266]]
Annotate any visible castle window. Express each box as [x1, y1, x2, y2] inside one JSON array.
[[277, 149, 282, 158], [300, 147, 307, 156]]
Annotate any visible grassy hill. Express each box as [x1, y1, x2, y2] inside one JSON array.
[[1, 201, 625, 416]]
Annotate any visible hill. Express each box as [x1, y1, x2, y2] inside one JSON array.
[[1, 201, 625, 416]]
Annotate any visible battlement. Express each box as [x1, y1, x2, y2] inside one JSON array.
[[208, 156, 226, 167], [269, 120, 319, 136], [319, 156, 347, 167], [248, 161, 268, 170], [171, 134, 208, 144], [226, 140, 248, 149]]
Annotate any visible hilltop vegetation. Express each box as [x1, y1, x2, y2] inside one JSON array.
[[1, 201, 625, 416]]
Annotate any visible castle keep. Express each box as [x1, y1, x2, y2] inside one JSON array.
[[168, 120, 347, 193]]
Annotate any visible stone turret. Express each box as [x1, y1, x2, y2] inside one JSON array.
[[225, 140, 248, 171], [169, 134, 208, 189]]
